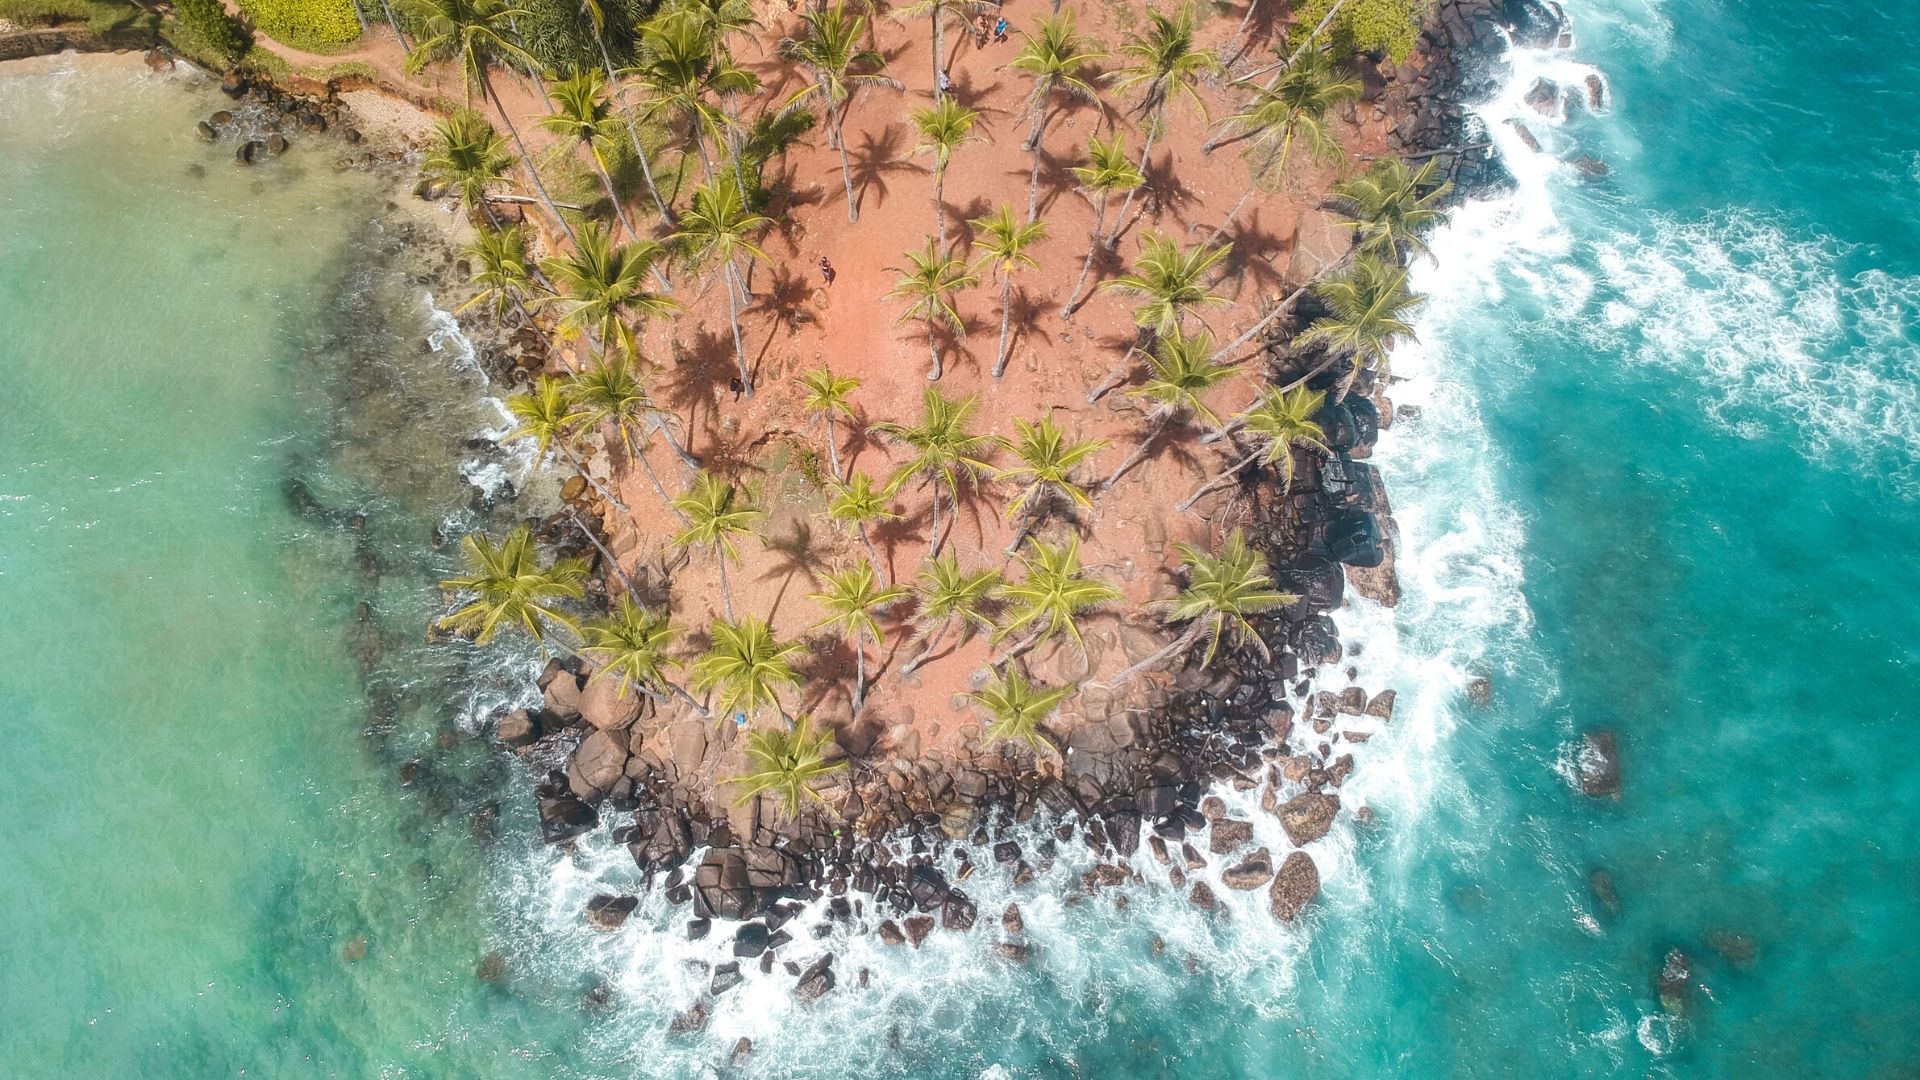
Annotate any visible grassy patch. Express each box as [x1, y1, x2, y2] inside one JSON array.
[[236, 0, 360, 52], [238, 41, 292, 76], [0, 0, 154, 33]]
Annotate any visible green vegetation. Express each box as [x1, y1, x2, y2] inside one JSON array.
[[969, 669, 1074, 755], [237, 0, 361, 51], [438, 525, 590, 647], [726, 715, 846, 819], [165, 0, 249, 66], [0, 0, 151, 33], [1295, 0, 1433, 63]]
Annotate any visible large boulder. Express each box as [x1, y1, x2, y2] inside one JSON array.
[[1277, 793, 1340, 847], [694, 848, 764, 921], [907, 864, 951, 911], [543, 666, 585, 722], [794, 954, 835, 1002], [494, 708, 539, 747], [1222, 848, 1275, 890], [537, 793, 598, 843], [568, 729, 631, 801], [584, 894, 638, 931], [1268, 851, 1320, 921], [1208, 818, 1254, 855], [940, 890, 977, 932], [1579, 730, 1622, 797], [580, 674, 644, 731], [628, 810, 693, 873]]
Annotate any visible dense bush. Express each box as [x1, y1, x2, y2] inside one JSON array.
[[168, 0, 248, 63], [237, 0, 360, 51], [1294, 0, 1433, 63], [0, 0, 153, 33]]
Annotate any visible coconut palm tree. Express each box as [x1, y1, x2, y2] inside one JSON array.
[[660, 0, 761, 184], [565, 0, 675, 225], [438, 524, 590, 646], [581, 593, 710, 714], [403, 0, 578, 243], [670, 471, 763, 619], [898, 553, 1001, 676], [670, 179, 771, 396], [456, 224, 539, 322], [872, 387, 996, 555], [827, 471, 897, 583], [1099, 232, 1232, 337], [886, 238, 979, 381], [969, 668, 1074, 755], [1100, 530, 1297, 686], [996, 536, 1121, 657], [627, 9, 752, 182], [1059, 132, 1144, 319], [779, 3, 901, 222], [725, 714, 845, 819], [423, 108, 516, 221], [1295, 252, 1422, 396], [1102, 5, 1219, 252], [1203, 46, 1360, 242], [569, 357, 697, 522], [539, 67, 640, 241], [810, 561, 911, 711], [503, 375, 630, 513], [539, 222, 679, 360], [910, 97, 983, 252], [1175, 383, 1328, 511], [1007, 12, 1105, 219], [1332, 155, 1453, 263], [968, 204, 1049, 378], [996, 416, 1108, 552], [1099, 327, 1238, 491], [797, 367, 861, 481], [892, 0, 986, 101], [690, 615, 803, 724]]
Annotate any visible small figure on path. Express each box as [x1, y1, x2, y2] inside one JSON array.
[[937, 69, 952, 95], [974, 14, 989, 48], [819, 256, 837, 286], [993, 15, 1009, 43]]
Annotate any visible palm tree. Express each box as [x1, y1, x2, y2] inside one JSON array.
[[898, 554, 1001, 676], [996, 536, 1121, 657], [627, 9, 752, 182], [1103, 5, 1219, 253], [1059, 133, 1144, 319], [1099, 232, 1231, 337], [670, 179, 771, 397], [438, 524, 590, 646], [887, 238, 979, 381], [1203, 46, 1360, 242], [503, 375, 630, 513], [1295, 253, 1423, 396], [969, 668, 1073, 755], [569, 0, 676, 225], [910, 97, 983, 252], [810, 561, 911, 711], [539, 222, 679, 360], [690, 615, 803, 724], [456, 224, 539, 323], [1176, 383, 1328, 511], [798, 367, 861, 481], [539, 67, 640, 241], [827, 471, 898, 583], [581, 593, 709, 714], [570, 357, 698, 522], [423, 108, 516, 221], [968, 204, 1049, 379], [402, 0, 578, 243], [1007, 12, 1104, 219], [892, 0, 986, 100], [670, 471, 763, 620], [1100, 327, 1238, 490], [996, 416, 1108, 552], [780, 3, 901, 222], [873, 388, 996, 556], [1332, 155, 1453, 263], [725, 714, 845, 819], [1100, 531, 1297, 686], [659, 0, 761, 188]]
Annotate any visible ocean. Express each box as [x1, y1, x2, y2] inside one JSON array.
[[1, 0, 1917, 1071]]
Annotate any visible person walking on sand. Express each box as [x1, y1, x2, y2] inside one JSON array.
[[974, 13, 989, 49], [993, 15, 1008, 43], [819, 256, 836, 286]]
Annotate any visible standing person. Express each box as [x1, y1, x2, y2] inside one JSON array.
[[974, 13, 989, 49], [819, 256, 837, 287], [936, 68, 952, 95], [993, 14, 1009, 43]]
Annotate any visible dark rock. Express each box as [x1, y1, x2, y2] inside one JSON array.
[[694, 848, 763, 920], [267, 133, 289, 155], [1269, 851, 1320, 921], [731, 1037, 753, 1066], [711, 961, 743, 995], [495, 708, 539, 746], [794, 954, 835, 1002], [1001, 902, 1024, 935], [1658, 948, 1692, 1013], [195, 120, 216, 142], [668, 1002, 709, 1035], [907, 864, 951, 910], [1138, 783, 1176, 818], [584, 893, 638, 931], [994, 941, 1030, 962], [993, 840, 1022, 864], [568, 728, 630, 801], [903, 914, 935, 948], [877, 919, 905, 946], [1338, 687, 1368, 715], [1200, 796, 1226, 821], [1208, 818, 1254, 855], [475, 950, 506, 983], [536, 794, 598, 844], [543, 667, 585, 721], [686, 918, 711, 940], [941, 890, 978, 932], [580, 674, 643, 730], [732, 922, 771, 958], [1706, 931, 1757, 969], [1506, 118, 1541, 153], [1081, 863, 1129, 888], [234, 140, 263, 166], [1587, 869, 1620, 915], [1584, 73, 1608, 111], [1278, 792, 1340, 846], [1148, 834, 1170, 865], [1187, 881, 1218, 911], [1466, 676, 1492, 708], [1181, 842, 1206, 870], [1523, 77, 1559, 114], [1568, 155, 1610, 180], [219, 72, 246, 97], [766, 929, 793, 951], [1578, 730, 1622, 797], [1222, 848, 1275, 890], [1108, 811, 1141, 857], [297, 111, 328, 133]]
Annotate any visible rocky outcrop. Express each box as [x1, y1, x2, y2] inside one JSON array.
[[1222, 848, 1275, 890], [579, 673, 643, 730], [568, 729, 630, 801], [1268, 851, 1321, 922], [1277, 793, 1341, 847], [584, 893, 638, 931], [1578, 730, 1621, 798]]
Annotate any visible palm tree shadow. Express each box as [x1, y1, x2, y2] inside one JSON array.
[[949, 69, 1007, 111], [868, 510, 928, 578], [839, 406, 885, 478], [659, 325, 740, 446], [926, 310, 992, 380], [1209, 204, 1294, 299], [1005, 284, 1057, 363], [1107, 152, 1201, 251], [1003, 141, 1081, 218], [751, 260, 819, 346], [849, 122, 924, 215]]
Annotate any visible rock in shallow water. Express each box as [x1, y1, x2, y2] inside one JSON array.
[[1268, 851, 1320, 921]]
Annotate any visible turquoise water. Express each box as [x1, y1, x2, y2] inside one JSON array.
[[5, 0, 1920, 1071]]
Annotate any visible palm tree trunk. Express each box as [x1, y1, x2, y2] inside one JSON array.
[[837, 110, 860, 223], [1222, 0, 1263, 69], [1059, 193, 1110, 319], [1176, 446, 1263, 513], [1206, 135, 1291, 248], [933, 164, 948, 255], [1098, 620, 1205, 689], [991, 274, 1014, 378], [925, 316, 943, 380], [898, 619, 948, 676], [927, 482, 947, 555], [556, 441, 630, 514], [598, 39, 676, 227], [656, 417, 702, 468], [1207, 277, 1312, 364], [1105, 121, 1158, 252], [858, 523, 886, 583], [378, 0, 407, 50], [1023, 98, 1050, 218], [484, 75, 579, 247], [717, 554, 736, 620], [566, 508, 641, 596], [666, 678, 712, 717], [592, 154, 641, 242], [853, 633, 868, 711], [1100, 410, 1171, 491], [620, 430, 691, 525], [930, 16, 944, 102], [825, 414, 844, 481], [722, 258, 754, 397]]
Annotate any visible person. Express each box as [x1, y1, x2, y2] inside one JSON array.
[[993, 15, 1008, 42], [936, 68, 951, 94], [974, 13, 989, 48], [734, 711, 748, 729], [819, 255, 836, 286]]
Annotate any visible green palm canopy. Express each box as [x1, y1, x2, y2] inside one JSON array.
[[725, 714, 846, 819], [438, 524, 589, 646]]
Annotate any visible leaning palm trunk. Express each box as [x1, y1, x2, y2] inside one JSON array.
[[933, 163, 949, 254], [1221, 0, 1260, 68], [1100, 410, 1172, 491], [852, 630, 870, 711], [991, 272, 1015, 378], [566, 508, 641, 596], [591, 156, 641, 245], [716, 556, 736, 620], [924, 313, 944, 381], [858, 523, 887, 583], [617, 429, 692, 525], [1206, 135, 1292, 249], [1175, 445, 1263, 512], [483, 74, 578, 247], [1097, 619, 1206, 689], [721, 258, 755, 397], [835, 108, 860, 223], [897, 619, 949, 676], [555, 439, 630, 515], [1023, 105, 1049, 220], [1059, 191, 1111, 318], [597, 39, 676, 228], [1104, 122, 1158, 252]]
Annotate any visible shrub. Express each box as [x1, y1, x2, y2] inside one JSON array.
[[0, 0, 153, 33], [1294, 0, 1433, 63], [236, 0, 361, 52], [167, 0, 248, 64]]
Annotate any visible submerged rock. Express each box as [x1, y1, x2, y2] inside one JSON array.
[[1578, 730, 1622, 798]]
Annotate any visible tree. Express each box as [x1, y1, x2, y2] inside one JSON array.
[[886, 238, 978, 382], [1332, 155, 1453, 263], [403, 0, 578, 243], [423, 108, 517, 221], [456, 224, 539, 323], [873, 388, 996, 556], [570, 356, 698, 521], [898, 553, 1001, 676], [539, 222, 679, 359], [968, 203, 1049, 378], [670, 179, 771, 396], [670, 471, 763, 620], [1203, 46, 1360, 242], [910, 97, 983, 252], [798, 366, 861, 481], [503, 375, 630, 513], [996, 536, 1120, 657], [565, 0, 676, 225], [1103, 5, 1219, 253], [1295, 253, 1422, 396], [1059, 132, 1144, 318], [627, 9, 752, 183], [995, 416, 1108, 552], [970, 669, 1073, 755], [810, 562, 911, 711], [892, 0, 986, 101], [1099, 232, 1231, 337], [1099, 327, 1238, 490], [658, 0, 762, 190], [539, 67, 640, 241], [827, 471, 897, 583], [582, 594, 709, 714], [725, 714, 846, 819], [779, 3, 901, 222], [438, 524, 589, 646], [1100, 531, 1297, 686], [1294, 0, 1428, 63], [1176, 383, 1328, 510], [690, 615, 803, 724], [1007, 12, 1104, 220]]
